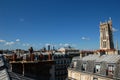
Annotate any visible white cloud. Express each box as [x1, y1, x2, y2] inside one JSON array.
[[22, 43, 30, 46], [64, 43, 70, 47], [45, 43, 51, 46], [112, 27, 118, 32], [0, 40, 6, 43], [22, 43, 26, 46], [81, 37, 90, 40], [16, 39, 20, 42], [5, 41, 15, 46], [26, 43, 30, 46], [59, 43, 72, 47], [71, 44, 77, 47]]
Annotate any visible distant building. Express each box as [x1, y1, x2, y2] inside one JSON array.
[[53, 52, 71, 80], [80, 50, 95, 58], [10, 52, 55, 80], [58, 47, 79, 56], [8, 49, 76, 80]]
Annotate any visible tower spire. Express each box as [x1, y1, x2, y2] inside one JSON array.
[[116, 40, 119, 50]]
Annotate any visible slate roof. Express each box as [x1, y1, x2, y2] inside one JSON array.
[[0, 57, 4, 67], [77, 54, 120, 63], [82, 54, 100, 61], [0, 54, 35, 80], [0, 54, 10, 80], [72, 56, 81, 61], [95, 54, 120, 63], [0, 69, 10, 80]]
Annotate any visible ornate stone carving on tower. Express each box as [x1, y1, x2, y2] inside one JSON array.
[[100, 18, 114, 50]]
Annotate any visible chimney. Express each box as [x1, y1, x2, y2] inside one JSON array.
[[48, 53, 52, 60], [13, 53, 17, 61], [39, 54, 44, 61], [116, 40, 119, 50], [48, 45, 50, 51], [30, 53, 35, 61]]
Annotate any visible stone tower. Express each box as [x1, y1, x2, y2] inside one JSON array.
[[100, 18, 114, 50]]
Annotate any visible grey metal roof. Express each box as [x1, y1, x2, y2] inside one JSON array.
[[0, 69, 10, 80], [95, 54, 120, 63], [0, 57, 4, 67], [81, 54, 120, 63], [0, 54, 10, 80], [72, 56, 81, 61], [82, 54, 100, 61], [54, 52, 64, 55]]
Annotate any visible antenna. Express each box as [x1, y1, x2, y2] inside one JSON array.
[[116, 40, 119, 50]]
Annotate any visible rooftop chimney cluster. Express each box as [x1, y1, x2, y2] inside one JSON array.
[[12, 52, 52, 62]]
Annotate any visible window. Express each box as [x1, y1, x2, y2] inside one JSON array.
[[64, 60, 66, 64], [56, 60, 59, 64], [70, 61, 77, 68], [108, 65, 114, 76], [103, 41, 106, 48], [103, 28, 106, 39], [74, 62, 77, 67], [95, 64, 101, 73], [93, 77, 98, 80], [82, 63, 87, 71]]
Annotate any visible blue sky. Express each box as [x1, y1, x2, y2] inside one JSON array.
[[0, 0, 120, 50]]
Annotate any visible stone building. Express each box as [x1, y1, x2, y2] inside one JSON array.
[[8, 50, 75, 80], [53, 52, 71, 80], [10, 52, 55, 80], [58, 47, 79, 56], [100, 18, 114, 50], [79, 19, 119, 58], [68, 54, 120, 80], [68, 19, 120, 80], [99, 18, 120, 55]]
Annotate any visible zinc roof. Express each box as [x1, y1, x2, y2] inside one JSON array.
[[82, 54, 100, 61], [96, 54, 120, 63], [0, 69, 10, 80]]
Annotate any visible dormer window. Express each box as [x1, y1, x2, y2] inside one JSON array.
[[95, 64, 101, 73], [73, 61, 77, 68], [70, 61, 77, 68], [108, 65, 114, 77], [93, 77, 98, 80], [82, 63, 87, 71]]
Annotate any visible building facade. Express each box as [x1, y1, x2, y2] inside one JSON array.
[[100, 18, 114, 50], [9, 52, 55, 80], [53, 52, 71, 80], [68, 54, 120, 80]]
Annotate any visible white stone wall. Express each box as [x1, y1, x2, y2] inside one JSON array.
[[68, 69, 114, 80]]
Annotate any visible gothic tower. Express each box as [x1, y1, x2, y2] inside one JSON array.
[[100, 18, 114, 50]]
